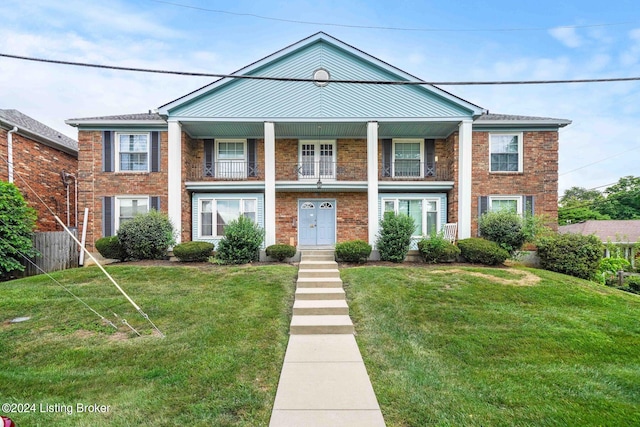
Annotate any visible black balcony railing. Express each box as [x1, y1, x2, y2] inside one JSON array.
[[186, 161, 262, 181], [276, 161, 368, 181], [381, 161, 451, 181]]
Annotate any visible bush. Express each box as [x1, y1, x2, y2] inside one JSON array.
[[377, 212, 415, 263], [627, 276, 640, 293], [0, 181, 38, 278], [458, 238, 509, 266], [95, 236, 127, 261], [598, 257, 630, 275], [335, 240, 372, 263], [173, 241, 214, 262], [117, 210, 175, 260], [265, 244, 296, 261], [536, 233, 603, 280], [216, 216, 264, 264], [478, 210, 526, 254], [417, 234, 461, 263]]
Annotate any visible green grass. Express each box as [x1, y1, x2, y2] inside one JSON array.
[[0, 264, 296, 426], [342, 266, 640, 427]]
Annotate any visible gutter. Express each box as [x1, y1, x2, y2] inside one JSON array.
[[7, 126, 18, 182]]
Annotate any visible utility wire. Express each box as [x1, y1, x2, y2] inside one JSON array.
[[560, 144, 640, 176], [2, 52, 640, 86], [149, 0, 636, 33]]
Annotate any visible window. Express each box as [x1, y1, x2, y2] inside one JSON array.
[[488, 196, 522, 214], [115, 197, 149, 230], [199, 198, 257, 237], [299, 140, 336, 180], [393, 139, 423, 177], [383, 198, 440, 237], [117, 133, 149, 171], [216, 140, 246, 179], [490, 133, 523, 172]]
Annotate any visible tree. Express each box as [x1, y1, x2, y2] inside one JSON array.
[[559, 186, 605, 207], [558, 206, 610, 226], [0, 181, 38, 278], [598, 176, 640, 219]]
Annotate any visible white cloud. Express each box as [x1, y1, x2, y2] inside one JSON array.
[[549, 27, 583, 48]]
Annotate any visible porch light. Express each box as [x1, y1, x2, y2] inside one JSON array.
[[317, 178, 322, 189]]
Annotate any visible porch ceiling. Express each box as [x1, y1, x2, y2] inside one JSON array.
[[180, 120, 461, 139]]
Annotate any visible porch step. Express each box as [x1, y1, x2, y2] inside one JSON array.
[[300, 250, 335, 261], [296, 277, 343, 288], [290, 315, 354, 334], [298, 268, 341, 279], [295, 287, 346, 300], [293, 300, 349, 315], [299, 260, 338, 269]]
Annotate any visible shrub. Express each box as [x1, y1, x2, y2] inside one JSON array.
[[627, 276, 640, 293], [536, 233, 603, 280], [216, 216, 264, 264], [458, 238, 509, 266], [478, 210, 526, 254], [598, 257, 630, 275], [265, 244, 296, 261], [0, 181, 38, 278], [417, 233, 461, 263], [377, 212, 415, 263], [117, 210, 175, 260], [173, 241, 214, 262], [95, 236, 127, 261], [335, 240, 372, 263]]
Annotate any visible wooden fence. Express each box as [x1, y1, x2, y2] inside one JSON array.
[[24, 230, 79, 276], [617, 270, 640, 286]]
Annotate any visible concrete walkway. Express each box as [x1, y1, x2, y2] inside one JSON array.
[[269, 250, 385, 427]]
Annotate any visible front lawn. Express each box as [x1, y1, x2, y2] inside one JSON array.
[[0, 265, 296, 426], [343, 266, 640, 427]]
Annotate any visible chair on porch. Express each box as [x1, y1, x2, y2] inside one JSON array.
[[443, 223, 458, 244]]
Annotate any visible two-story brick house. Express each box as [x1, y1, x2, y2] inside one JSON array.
[[1, 109, 78, 231], [66, 33, 569, 254]]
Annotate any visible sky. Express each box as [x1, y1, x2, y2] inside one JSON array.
[[2, 0, 639, 195]]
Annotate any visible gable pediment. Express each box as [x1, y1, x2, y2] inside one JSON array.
[[159, 33, 483, 120]]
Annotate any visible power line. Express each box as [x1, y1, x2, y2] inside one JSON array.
[[2, 52, 640, 86], [560, 144, 640, 176], [149, 0, 637, 33]]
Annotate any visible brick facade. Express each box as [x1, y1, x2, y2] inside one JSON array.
[[77, 130, 168, 250], [0, 127, 78, 231], [470, 131, 559, 235], [276, 192, 368, 246]]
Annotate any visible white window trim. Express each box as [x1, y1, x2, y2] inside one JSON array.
[[115, 196, 150, 231], [489, 132, 523, 173], [382, 197, 441, 238], [488, 195, 523, 215], [115, 132, 150, 173], [198, 197, 258, 238], [298, 139, 337, 181], [392, 138, 424, 178], [215, 139, 247, 179]]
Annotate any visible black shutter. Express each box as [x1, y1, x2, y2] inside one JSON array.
[[151, 131, 160, 172], [523, 195, 535, 217], [424, 139, 435, 177], [102, 131, 114, 172], [382, 139, 392, 177], [247, 139, 257, 177], [478, 196, 488, 236], [103, 196, 114, 236], [204, 139, 215, 177], [150, 196, 161, 212]]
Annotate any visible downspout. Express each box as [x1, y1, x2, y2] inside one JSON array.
[[7, 126, 18, 182]]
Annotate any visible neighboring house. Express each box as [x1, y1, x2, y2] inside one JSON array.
[[0, 109, 78, 231], [559, 220, 640, 267], [66, 32, 570, 254]]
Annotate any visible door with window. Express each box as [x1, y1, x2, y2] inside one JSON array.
[[299, 141, 336, 180], [298, 200, 336, 246]]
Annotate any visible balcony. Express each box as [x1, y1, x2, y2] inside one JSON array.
[[381, 161, 452, 181], [276, 161, 368, 181], [186, 161, 263, 181]]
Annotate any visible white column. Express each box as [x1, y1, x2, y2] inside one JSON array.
[[168, 120, 182, 243], [457, 120, 473, 239], [367, 121, 379, 246], [264, 122, 276, 246]]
